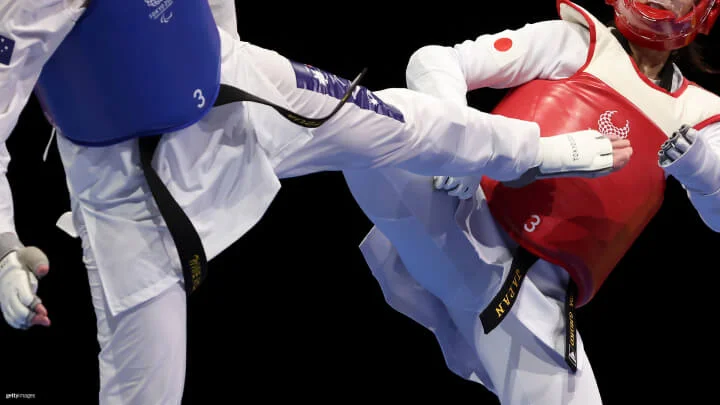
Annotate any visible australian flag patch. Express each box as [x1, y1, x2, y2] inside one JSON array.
[[0, 34, 15, 66], [291, 61, 404, 123]]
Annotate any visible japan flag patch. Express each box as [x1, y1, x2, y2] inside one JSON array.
[[488, 31, 524, 69]]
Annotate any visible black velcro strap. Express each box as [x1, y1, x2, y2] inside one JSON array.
[[479, 246, 538, 334], [138, 135, 207, 296]]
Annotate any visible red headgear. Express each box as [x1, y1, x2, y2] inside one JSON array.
[[605, 0, 719, 50]]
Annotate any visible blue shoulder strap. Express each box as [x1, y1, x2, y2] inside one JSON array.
[[35, 0, 221, 146]]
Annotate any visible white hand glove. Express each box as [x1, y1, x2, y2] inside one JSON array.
[[433, 175, 481, 200], [537, 129, 614, 178], [504, 129, 615, 188], [0, 241, 50, 330], [659, 125, 720, 194]]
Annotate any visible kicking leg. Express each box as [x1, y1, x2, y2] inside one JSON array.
[[220, 36, 543, 181]]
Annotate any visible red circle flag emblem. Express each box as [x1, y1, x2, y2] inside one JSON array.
[[493, 37, 513, 52]]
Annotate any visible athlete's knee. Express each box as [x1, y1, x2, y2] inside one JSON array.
[[374, 87, 461, 149], [98, 337, 186, 405], [97, 284, 187, 405], [343, 169, 413, 220]]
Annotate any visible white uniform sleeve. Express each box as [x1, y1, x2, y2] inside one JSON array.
[[662, 122, 720, 232], [405, 20, 590, 104], [208, 0, 239, 40], [0, 0, 86, 235]]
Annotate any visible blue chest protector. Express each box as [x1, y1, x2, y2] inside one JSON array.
[[34, 0, 221, 146], [33, 0, 366, 306]]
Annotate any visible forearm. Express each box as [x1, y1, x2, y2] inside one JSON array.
[[685, 190, 720, 231], [0, 170, 17, 236], [661, 124, 720, 231], [0, 137, 15, 236]]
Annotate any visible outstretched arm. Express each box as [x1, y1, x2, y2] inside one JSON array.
[[404, 19, 631, 197]]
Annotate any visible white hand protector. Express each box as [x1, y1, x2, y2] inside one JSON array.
[[659, 124, 720, 194], [433, 175, 481, 200], [505, 129, 613, 188], [537, 129, 614, 178], [0, 234, 49, 330], [658, 124, 696, 167]]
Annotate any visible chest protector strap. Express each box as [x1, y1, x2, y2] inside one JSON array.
[[34, 0, 221, 146]]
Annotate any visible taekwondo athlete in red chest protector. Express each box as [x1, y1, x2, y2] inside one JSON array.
[[0, 0, 633, 404], [343, 0, 720, 403]]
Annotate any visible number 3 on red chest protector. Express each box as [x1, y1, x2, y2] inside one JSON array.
[[523, 214, 542, 232]]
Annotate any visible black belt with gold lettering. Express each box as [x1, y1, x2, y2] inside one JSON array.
[[565, 279, 578, 372], [479, 246, 578, 372]]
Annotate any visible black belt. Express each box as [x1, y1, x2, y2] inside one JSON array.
[[479, 246, 578, 372]]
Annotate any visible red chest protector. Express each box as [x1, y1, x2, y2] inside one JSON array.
[[480, 74, 666, 307], [481, 0, 720, 307]]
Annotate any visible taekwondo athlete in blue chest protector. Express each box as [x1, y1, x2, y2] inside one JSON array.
[[0, 0, 632, 403]]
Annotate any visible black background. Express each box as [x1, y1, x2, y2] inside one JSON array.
[[2, 1, 720, 404]]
